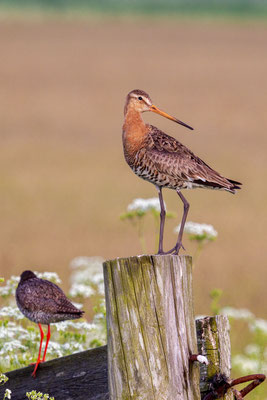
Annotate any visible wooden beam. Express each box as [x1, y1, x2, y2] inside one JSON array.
[[0, 346, 108, 400], [103, 255, 200, 400]]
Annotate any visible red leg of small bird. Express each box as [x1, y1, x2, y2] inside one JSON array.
[[170, 190, 189, 255], [156, 186, 166, 254], [32, 323, 44, 377], [41, 324, 51, 362]]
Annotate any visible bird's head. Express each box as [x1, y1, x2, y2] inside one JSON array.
[[20, 270, 37, 282], [124, 89, 193, 130]]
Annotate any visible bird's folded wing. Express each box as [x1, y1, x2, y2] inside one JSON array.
[[145, 126, 233, 187], [17, 281, 80, 314]]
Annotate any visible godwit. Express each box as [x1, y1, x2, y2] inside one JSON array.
[[122, 89, 241, 255], [16, 270, 84, 377]]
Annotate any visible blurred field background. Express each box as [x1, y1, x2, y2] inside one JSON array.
[[0, 0, 266, 324]]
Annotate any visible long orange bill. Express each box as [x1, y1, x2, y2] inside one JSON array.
[[150, 105, 193, 130]]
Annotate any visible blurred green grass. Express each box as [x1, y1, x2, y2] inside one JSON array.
[[1, 0, 267, 19]]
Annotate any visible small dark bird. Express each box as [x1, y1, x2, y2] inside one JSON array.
[[16, 270, 84, 377], [122, 89, 241, 254]]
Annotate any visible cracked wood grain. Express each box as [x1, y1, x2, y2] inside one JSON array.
[[103, 255, 200, 400], [0, 346, 108, 400], [196, 316, 234, 400]]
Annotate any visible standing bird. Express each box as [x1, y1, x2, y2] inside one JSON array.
[[122, 89, 241, 255], [16, 270, 84, 377]]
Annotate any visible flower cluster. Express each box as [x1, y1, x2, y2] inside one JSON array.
[[120, 197, 175, 253], [69, 256, 105, 298], [3, 389, 11, 400], [221, 306, 254, 321], [0, 373, 8, 386], [221, 306, 267, 379], [174, 221, 218, 241], [127, 197, 163, 213], [26, 391, 54, 400]]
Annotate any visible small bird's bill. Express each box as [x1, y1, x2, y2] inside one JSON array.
[[150, 105, 193, 130]]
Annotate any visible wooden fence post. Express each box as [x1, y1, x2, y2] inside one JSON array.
[[196, 316, 234, 400], [103, 255, 200, 400]]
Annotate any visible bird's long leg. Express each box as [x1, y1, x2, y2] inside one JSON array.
[[156, 186, 166, 254], [41, 324, 51, 362], [169, 190, 189, 255], [32, 323, 44, 377]]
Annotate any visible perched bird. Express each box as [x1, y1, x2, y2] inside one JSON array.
[[16, 270, 84, 377], [122, 89, 241, 254]]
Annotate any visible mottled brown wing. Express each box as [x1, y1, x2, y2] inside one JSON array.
[[17, 279, 81, 315], [145, 125, 237, 189]]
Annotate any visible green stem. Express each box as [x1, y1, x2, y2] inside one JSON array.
[[192, 241, 204, 269]]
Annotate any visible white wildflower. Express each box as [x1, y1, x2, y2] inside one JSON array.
[[0, 373, 8, 384], [0, 323, 28, 340], [249, 318, 267, 335], [245, 344, 261, 356], [221, 307, 254, 320], [35, 271, 61, 285], [97, 282, 105, 296], [4, 389, 11, 399], [69, 283, 94, 298], [174, 222, 217, 239], [55, 321, 96, 332], [0, 275, 20, 297], [0, 340, 27, 354], [90, 273, 104, 285], [127, 197, 164, 213], [70, 256, 104, 272], [70, 268, 103, 285], [93, 313, 105, 323], [232, 355, 262, 374], [0, 306, 25, 320]]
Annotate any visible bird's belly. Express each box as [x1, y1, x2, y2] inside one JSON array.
[[132, 164, 188, 190], [18, 305, 81, 324], [17, 306, 51, 325]]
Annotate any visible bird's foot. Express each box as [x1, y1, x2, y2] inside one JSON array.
[[156, 250, 169, 255], [30, 360, 44, 366], [166, 241, 185, 255], [156, 241, 185, 255], [30, 359, 45, 377], [31, 362, 41, 378]]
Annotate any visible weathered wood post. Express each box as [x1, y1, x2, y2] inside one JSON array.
[[196, 316, 234, 400], [103, 255, 200, 400]]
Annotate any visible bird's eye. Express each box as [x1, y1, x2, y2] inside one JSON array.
[[138, 96, 143, 101]]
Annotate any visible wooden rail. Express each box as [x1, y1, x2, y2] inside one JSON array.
[[0, 346, 108, 400]]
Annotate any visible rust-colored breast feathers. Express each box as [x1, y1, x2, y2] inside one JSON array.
[[122, 112, 148, 165]]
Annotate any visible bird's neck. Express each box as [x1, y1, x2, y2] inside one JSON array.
[[122, 108, 148, 158]]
